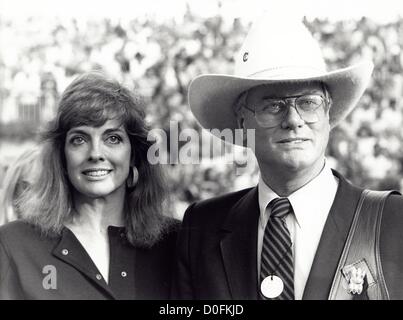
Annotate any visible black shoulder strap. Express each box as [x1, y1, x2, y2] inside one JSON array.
[[328, 189, 400, 300]]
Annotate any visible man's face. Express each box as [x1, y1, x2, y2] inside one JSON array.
[[240, 82, 330, 175]]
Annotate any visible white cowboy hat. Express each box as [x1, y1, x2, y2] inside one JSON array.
[[188, 14, 374, 144]]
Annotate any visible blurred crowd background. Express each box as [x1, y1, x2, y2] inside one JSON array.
[[1, 4, 403, 219]]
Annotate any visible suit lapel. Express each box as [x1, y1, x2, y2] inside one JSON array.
[[302, 170, 362, 299], [220, 187, 260, 300]]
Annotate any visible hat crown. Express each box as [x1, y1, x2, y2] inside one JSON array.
[[235, 15, 327, 79]]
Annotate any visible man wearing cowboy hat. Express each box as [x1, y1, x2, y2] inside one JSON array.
[[173, 14, 403, 300]]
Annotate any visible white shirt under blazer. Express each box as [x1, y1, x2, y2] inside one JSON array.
[[257, 162, 339, 300]]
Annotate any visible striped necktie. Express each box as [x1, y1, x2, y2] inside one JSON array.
[[260, 197, 294, 300]]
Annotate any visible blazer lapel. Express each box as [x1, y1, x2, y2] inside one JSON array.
[[302, 170, 363, 299], [220, 187, 260, 300]]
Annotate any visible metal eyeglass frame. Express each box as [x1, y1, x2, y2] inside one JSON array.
[[242, 93, 330, 128]]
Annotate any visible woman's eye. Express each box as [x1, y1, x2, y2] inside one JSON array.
[[70, 136, 85, 145], [106, 135, 122, 144]]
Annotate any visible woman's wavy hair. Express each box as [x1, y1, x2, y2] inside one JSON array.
[[0, 147, 40, 225], [18, 72, 173, 247]]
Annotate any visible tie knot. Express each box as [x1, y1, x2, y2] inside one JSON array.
[[270, 197, 292, 219]]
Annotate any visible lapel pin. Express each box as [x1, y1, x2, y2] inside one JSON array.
[[346, 266, 366, 295]]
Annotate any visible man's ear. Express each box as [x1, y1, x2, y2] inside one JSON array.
[[324, 102, 331, 120], [236, 116, 245, 130], [236, 115, 248, 144]]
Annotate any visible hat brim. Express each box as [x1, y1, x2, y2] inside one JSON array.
[[189, 60, 373, 145]]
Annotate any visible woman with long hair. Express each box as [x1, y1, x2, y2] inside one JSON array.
[[0, 72, 178, 299]]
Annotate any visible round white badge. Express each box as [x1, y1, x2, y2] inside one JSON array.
[[261, 275, 284, 298]]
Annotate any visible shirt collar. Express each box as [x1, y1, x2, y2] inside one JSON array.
[[258, 160, 338, 229], [258, 174, 279, 224]]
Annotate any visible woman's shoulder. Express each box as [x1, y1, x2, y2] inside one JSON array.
[[164, 216, 181, 232], [0, 220, 52, 250], [152, 217, 181, 249], [0, 220, 37, 238], [164, 216, 181, 236]]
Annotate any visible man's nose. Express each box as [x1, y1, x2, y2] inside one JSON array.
[[88, 141, 105, 162], [281, 105, 305, 129]]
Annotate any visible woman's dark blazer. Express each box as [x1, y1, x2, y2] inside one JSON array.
[[0, 219, 179, 300]]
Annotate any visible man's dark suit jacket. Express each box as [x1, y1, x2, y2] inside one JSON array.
[[173, 170, 403, 299], [0, 220, 179, 299]]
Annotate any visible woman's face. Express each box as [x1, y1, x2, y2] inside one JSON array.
[[64, 119, 132, 199]]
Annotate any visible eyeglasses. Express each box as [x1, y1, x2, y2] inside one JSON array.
[[243, 94, 329, 128]]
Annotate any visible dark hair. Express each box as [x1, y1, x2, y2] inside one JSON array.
[[19, 72, 173, 247]]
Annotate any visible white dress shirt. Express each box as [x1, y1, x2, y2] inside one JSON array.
[[257, 161, 339, 300]]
